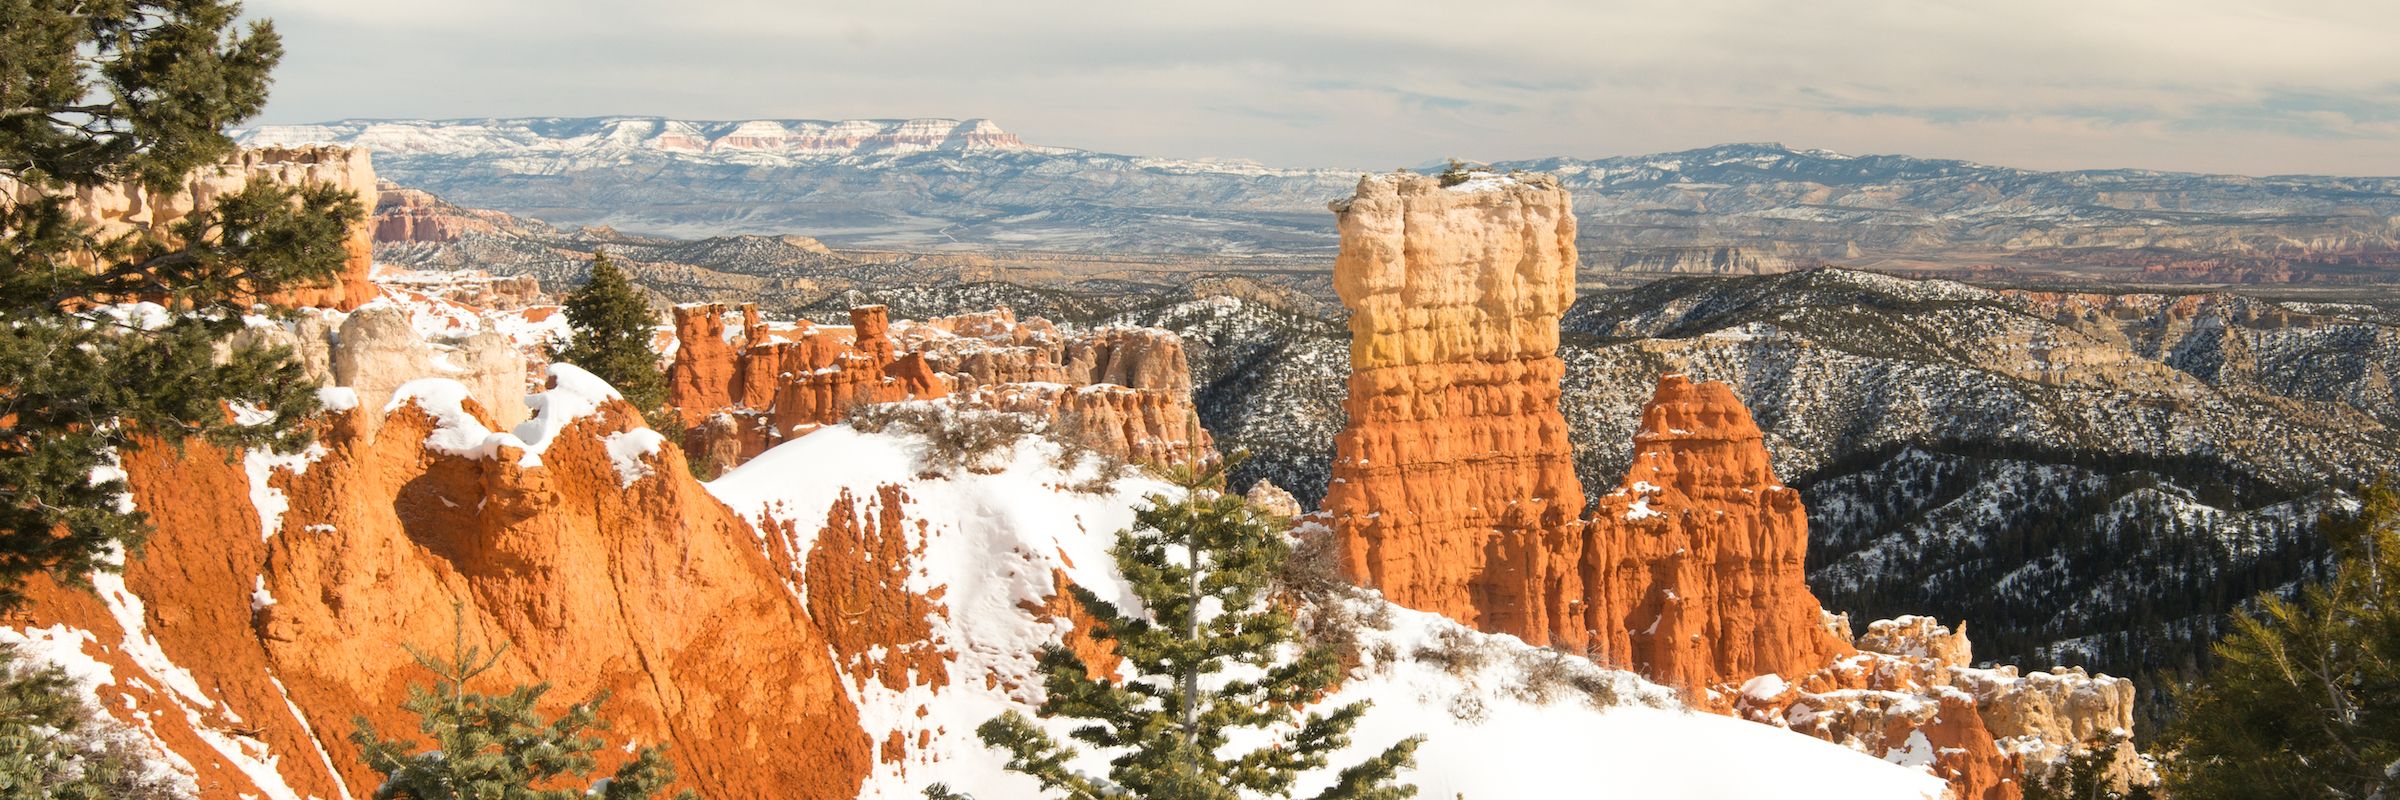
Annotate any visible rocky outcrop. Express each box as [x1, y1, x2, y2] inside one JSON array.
[[10, 145, 382, 309], [227, 301, 537, 436], [1321, 172, 1589, 644], [11, 366, 873, 798], [667, 304, 949, 469], [669, 303, 1212, 474], [1582, 374, 1854, 693], [333, 306, 530, 431], [373, 182, 512, 244], [1737, 617, 2154, 799], [1317, 172, 2147, 799]]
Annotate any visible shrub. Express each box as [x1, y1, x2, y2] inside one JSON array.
[[1412, 627, 1496, 677], [846, 402, 1037, 474]]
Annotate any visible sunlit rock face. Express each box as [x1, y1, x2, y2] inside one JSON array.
[[6, 145, 383, 309], [1321, 171, 1591, 645]]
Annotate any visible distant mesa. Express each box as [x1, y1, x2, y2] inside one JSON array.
[[239, 116, 1034, 158]]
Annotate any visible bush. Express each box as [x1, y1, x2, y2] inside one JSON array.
[[1412, 627, 1496, 677], [352, 615, 696, 800], [1437, 158, 1485, 187], [1045, 416, 1131, 494], [1273, 522, 1348, 603], [846, 402, 1036, 474], [1511, 649, 1625, 710]]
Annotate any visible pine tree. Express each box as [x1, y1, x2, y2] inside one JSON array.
[[351, 613, 698, 800], [551, 250, 667, 422], [968, 459, 1421, 800], [2019, 735, 2156, 800], [0, 646, 186, 798], [2163, 480, 2400, 799], [0, 0, 365, 607]]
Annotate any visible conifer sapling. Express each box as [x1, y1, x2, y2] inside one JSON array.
[[968, 457, 1422, 800]]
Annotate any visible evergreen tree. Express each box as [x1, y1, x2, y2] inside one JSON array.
[[0, 0, 365, 607], [2164, 480, 2400, 799], [968, 459, 1421, 800], [551, 250, 667, 422], [2019, 736, 2156, 800], [352, 613, 697, 800], [0, 646, 186, 798]]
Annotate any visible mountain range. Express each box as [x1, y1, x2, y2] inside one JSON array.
[[245, 116, 2400, 285]]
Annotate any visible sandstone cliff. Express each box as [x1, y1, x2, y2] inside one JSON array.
[[1321, 172, 1590, 644], [7, 145, 382, 309], [667, 303, 1212, 474], [11, 365, 872, 798]]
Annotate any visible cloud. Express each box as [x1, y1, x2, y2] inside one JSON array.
[[242, 0, 2400, 175]]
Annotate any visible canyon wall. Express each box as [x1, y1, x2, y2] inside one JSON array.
[[8, 145, 382, 309], [1320, 172, 1590, 643], [12, 366, 872, 799], [668, 303, 1212, 473]]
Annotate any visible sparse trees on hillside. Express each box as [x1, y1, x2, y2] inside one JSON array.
[[552, 250, 670, 429], [352, 614, 697, 800], [0, 0, 364, 609], [2163, 480, 2400, 798], [953, 459, 1421, 800]]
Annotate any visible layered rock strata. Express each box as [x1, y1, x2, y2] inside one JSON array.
[[1321, 172, 1590, 644], [667, 303, 1212, 473], [1583, 374, 1854, 692], [12, 366, 872, 798], [1738, 617, 2154, 799], [7, 145, 382, 309], [1319, 171, 2148, 799]]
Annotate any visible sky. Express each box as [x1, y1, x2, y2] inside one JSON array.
[[244, 0, 2400, 176]]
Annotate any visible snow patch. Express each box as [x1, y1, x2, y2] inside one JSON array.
[[604, 428, 667, 488]]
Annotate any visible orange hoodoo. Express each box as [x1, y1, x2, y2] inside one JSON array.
[[1321, 171, 1592, 647], [666, 302, 1213, 473], [1583, 374, 1854, 693]]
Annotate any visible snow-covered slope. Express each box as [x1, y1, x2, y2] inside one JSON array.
[[704, 415, 1946, 799]]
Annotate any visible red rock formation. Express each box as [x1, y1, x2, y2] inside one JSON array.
[[1321, 172, 1590, 645], [1582, 374, 1853, 693], [808, 485, 949, 696], [1317, 172, 2147, 799], [13, 367, 873, 798], [669, 303, 1211, 474], [7, 146, 382, 309]]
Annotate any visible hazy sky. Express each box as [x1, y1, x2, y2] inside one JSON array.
[[245, 1, 2400, 176]]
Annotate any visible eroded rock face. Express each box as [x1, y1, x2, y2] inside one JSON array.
[[1317, 172, 2148, 800], [328, 305, 531, 433], [12, 368, 872, 798], [8, 146, 381, 309], [1582, 374, 1854, 693], [1737, 617, 2154, 800], [668, 303, 1212, 473], [1321, 172, 1589, 644]]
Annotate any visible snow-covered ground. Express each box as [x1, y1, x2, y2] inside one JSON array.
[[707, 414, 1947, 799]]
